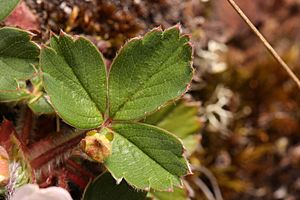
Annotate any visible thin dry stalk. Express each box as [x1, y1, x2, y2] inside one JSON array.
[[193, 177, 216, 200], [226, 0, 300, 90]]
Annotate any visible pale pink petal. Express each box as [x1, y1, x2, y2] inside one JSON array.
[[11, 184, 73, 200], [11, 184, 39, 200]]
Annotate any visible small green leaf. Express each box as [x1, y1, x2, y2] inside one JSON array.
[[40, 33, 107, 129], [144, 98, 201, 155], [150, 187, 188, 200], [83, 172, 147, 200], [108, 26, 193, 120], [28, 94, 54, 115], [105, 122, 190, 191], [145, 99, 200, 138], [0, 27, 39, 102], [0, 0, 20, 21], [181, 135, 200, 156]]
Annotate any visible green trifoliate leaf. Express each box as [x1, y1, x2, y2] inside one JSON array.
[[144, 97, 201, 155], [108, 26, 193, 120], [105, 122, 190, 191], [0, 0, 20, 21], [0, 27, 39, 102], [83, 172, 147, 200], [40, 33, 107, 129]]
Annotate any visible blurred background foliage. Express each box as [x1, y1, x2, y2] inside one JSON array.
[[2, 0, 300, 199]]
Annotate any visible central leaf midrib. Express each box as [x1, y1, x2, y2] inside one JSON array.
[[111, 40, 184, 118], [114, 128, 180, 178], [44, 76, 103, 119], [54, 47, 102, 117]]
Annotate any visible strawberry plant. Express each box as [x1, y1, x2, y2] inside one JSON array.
[[41, 25, 193, 190], [0, 1, 197, 198]]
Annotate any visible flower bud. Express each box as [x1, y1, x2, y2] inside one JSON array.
[[81, 130, 112, 163]]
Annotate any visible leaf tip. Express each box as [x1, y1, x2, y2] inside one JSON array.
[[151, 26, 163, 32], [180, 145, 193, 175], [27, 30, 37, 38], [59, 29, 66, 36], [187, 41, 194, 49], [49, 30, 57, 37], [174, 23, 183, 32], [186, 165, 193, 175], [182, 33, 192, 40], [128, 36, 143, 43], [115, 177, 123, 185], [186, 82, 192, 92]]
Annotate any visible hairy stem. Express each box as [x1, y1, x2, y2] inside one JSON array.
[[21, 108, 33, 145]]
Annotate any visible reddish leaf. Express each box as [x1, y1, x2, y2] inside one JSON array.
[[0, 119, 14, 150], [4, 2, 39, 31]]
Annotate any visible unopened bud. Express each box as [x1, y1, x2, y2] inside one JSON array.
[[81, 130, 112, 163]]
